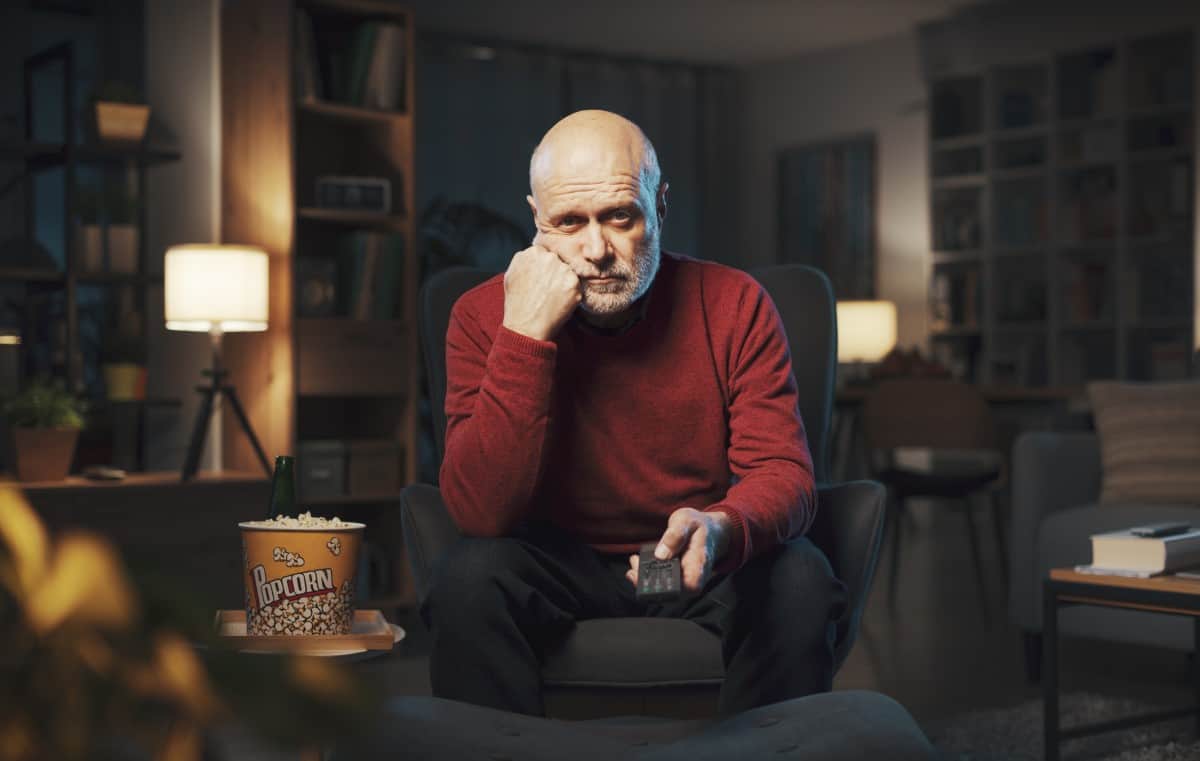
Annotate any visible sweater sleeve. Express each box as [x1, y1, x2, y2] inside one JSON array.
[[703, 281, 816, 575], [438, 300, 558, 536]]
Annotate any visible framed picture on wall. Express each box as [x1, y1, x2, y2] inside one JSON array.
[[777, 135, 876, 299]]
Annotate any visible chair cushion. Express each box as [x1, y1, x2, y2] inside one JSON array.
[[871, 447, 1002, 499], [1088, 381, 1200, 504], [541, 618, 724, 688], [332, 689, 938, 761]]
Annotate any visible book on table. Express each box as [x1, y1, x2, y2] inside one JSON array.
[[1079, 525, 1200, 577]]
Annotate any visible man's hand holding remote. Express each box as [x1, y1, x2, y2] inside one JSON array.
[[501, 235, 582, 342], [626, 507, 733, 594]]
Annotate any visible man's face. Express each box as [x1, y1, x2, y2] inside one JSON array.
[[529, 146, 664, 317]]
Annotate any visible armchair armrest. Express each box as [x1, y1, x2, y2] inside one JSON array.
[[400, 483, 462, 604], [808, 480, 886, 670], [1008, 431, 1101, 630]]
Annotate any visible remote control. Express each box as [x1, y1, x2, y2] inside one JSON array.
[[1130, 521, 1191, 538], [636, 543, 682, 602]]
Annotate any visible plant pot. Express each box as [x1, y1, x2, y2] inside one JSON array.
[[102, 363, 147, 401], [76, 223, 104, 273], [11, 427, 79, 482], [107, 225, 139, 273], [95, 102, 150, 143]]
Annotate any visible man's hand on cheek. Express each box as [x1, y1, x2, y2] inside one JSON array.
[[500, 235, 582, 341], [625, 508, 732, 594]]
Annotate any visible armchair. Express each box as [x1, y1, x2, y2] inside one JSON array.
[[402, 264, 886, 717]]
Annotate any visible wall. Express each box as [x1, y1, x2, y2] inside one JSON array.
[[143, 0, 221, 471], [743, 1, 1200, 356], [741, 33, 930, 351]]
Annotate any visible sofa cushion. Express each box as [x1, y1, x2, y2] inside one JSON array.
[[541, 618, 724, 687], [1088, 381, 1200, 505]]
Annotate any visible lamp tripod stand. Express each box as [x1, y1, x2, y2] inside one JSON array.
[[181, 330, 271, 481]]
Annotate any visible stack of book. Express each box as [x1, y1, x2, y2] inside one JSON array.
[[1076, 522, 1200, 578], [295, 10, 405, 111], [340, 232, 404, 320]]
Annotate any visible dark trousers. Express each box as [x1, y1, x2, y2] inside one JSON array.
[[419, 521, 847, 717]]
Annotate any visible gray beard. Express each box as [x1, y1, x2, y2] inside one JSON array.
[[578, 238, 662, 317]]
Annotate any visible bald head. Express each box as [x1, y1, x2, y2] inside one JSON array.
[[524, 110, 667, 325], [529, 110, 661, 210]]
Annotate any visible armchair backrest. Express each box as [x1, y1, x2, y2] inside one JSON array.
[[748, 264, 837, 484], [420, 267, 495, 470]]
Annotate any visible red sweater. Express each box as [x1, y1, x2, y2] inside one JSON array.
[[439, 251, 815, 574]]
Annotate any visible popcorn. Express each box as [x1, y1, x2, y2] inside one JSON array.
[[326, 537, 342, 556], [247, 580, 356, 636], [272, 546, 305, 568], [243, 511, 347, 529]]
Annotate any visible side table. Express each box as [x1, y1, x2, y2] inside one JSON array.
[[1043, 568, 1200, 761]]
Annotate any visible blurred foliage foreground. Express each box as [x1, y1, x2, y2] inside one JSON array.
[[0, 486, 380, 761]]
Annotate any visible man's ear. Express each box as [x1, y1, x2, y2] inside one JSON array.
[[656, 182, 669, 225], [526, 194, 539, 225]]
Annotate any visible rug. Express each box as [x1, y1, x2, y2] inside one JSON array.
[[928, 692, 1200, 761]]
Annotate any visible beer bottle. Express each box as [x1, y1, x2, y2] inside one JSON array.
[[267, 455, 297, 518]]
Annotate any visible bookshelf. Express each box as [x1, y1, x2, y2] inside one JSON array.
[[928, 28, 1195, 387], [2, 42, 183, 471], [221, 0, 418, 609]]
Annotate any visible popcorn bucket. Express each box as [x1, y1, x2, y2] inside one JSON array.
[[239, 518, 365, 635]]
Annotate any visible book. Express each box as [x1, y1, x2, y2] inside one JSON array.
[[1073, 565, 1156, 579], [352, 234, 383, 320], [371, 234, 403, 319], [293, 9, 322, 101], [346, 23, 380, 106], [362, 23, 405, 111], [1089, 526, 1200, 575]]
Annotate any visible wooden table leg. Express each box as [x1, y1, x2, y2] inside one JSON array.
[[1194, 617, 1200, 738]]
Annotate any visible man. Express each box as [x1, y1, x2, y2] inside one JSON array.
[[423, 109, 845, 717]]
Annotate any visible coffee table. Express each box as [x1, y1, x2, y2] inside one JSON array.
[[1043, 568, 1200, 761]]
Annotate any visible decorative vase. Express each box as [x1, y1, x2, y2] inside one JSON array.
[[12, 427, 79, 482], [107, 225, 139, 273], [102, 363, 147, 401], [76, 223, 104, 273], [94, 102, 150, 143]]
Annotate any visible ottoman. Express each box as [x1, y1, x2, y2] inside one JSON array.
[[333, 690, 936, 760]]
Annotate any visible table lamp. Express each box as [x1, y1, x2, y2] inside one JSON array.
[[837, 300, 897, 384], [165, 244, 271, 480]]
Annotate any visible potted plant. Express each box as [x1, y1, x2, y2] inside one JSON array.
[[4, 379, 86, 481], [90, 81, 150, 144]]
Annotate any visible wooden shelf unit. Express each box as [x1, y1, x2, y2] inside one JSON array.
[[927, 27, 1196, 387], [221, 0, 418, 607]]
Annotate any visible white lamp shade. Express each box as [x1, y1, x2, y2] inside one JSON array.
[[837, 300, 897, 363], [165, 245, 269, 332]]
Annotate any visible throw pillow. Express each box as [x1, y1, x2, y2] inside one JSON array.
[[1087, 380, 1200, 504]]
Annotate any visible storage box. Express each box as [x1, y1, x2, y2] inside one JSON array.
[[347, 439, 401, 496], [297, 440, 345, 500]]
